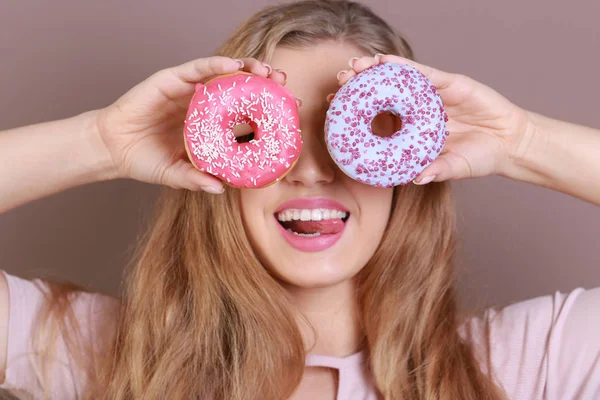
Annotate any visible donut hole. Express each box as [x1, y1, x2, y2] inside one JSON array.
[[232, 123, 255, 143], [371, 111, 402, 138]]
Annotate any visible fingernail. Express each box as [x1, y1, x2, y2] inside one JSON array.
[[374, 53, 385, 63], [349, 57, 359, 69], [413, 175, 436, 185], [262, 63, 272, 75], [234, 59, 244, 69], [201, 185, 224, 194], [336, 69, 349, 81], [275, 69, 287, 82], [295, 97, 303, 107], [326, 93, 335, 102]]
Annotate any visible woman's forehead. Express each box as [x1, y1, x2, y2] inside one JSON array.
[[270, 42, 369, 103]]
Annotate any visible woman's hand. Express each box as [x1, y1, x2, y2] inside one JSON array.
[[335, 55, 535, 184], [94, 56, 287, 193]]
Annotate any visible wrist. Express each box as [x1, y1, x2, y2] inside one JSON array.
[[500, 111, 551, 184], [78, 110, 121, 182]]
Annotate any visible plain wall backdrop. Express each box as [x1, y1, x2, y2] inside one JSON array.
[[0, 0, 599, 311]]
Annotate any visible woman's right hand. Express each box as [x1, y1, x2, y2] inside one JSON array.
[[94, 56, 286, 193]]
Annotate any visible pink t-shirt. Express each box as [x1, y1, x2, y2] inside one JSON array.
[[1, 270, 599, 399]]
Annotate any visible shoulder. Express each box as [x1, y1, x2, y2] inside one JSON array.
[[461, 288, 600, 400], [0, 270, 119, 398], [2, 270, 119, 334]]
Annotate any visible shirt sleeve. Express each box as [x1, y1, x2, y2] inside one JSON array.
[[462, 287, 600, 400], [0, 270, 118, 400]]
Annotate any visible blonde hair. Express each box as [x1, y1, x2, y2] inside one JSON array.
[[27, 1, 507, 399]]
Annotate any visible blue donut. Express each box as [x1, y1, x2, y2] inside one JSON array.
[[325, 62, 448, 186]]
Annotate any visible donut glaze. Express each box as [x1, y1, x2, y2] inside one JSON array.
[[184, 72, 302, 188], [325, 62, 449, 187]]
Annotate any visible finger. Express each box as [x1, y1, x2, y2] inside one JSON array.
[[238, 58, 288, 86], [350, 56, 378, 74], [337, 55, 383, 87], [238, 57, 272, 77], [336, 69, 356, 86], [412, 152, 473, 184], [152, 56, 244, 99], [273, 69, 287, 85], [376, 54, 458, 91], [162, 159, 225, 193], [171, 56, 244, 84]]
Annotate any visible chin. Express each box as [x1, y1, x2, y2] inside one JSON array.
[[255, 239, 371, 290], [269, 260, 360, 289]]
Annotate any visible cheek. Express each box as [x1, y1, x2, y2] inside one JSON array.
[[239, 188, 263, 235], [351, 183, 394, 228], [239, 189, 252, 224], [239, 186, 277, 236]]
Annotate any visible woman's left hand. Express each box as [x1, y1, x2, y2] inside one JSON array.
[[335, 55, 535, 184]]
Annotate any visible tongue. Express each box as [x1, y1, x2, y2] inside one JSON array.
[[283, 219, 345, 235]]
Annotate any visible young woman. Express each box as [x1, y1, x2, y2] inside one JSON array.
[[0, 1, 598, 399]]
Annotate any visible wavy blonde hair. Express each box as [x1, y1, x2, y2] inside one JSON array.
[[25, 1, 508, 399]]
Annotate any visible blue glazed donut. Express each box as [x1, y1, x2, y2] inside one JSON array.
[[325, 62, 449, 186]]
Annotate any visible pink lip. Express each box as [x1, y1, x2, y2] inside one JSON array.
[[274, 197, 349, 253]]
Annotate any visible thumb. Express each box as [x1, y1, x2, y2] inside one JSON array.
[[412, 152, 473, 184], [161, 159, 225, 194]]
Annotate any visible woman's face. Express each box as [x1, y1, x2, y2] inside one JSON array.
[[240, 41, 394, 289]]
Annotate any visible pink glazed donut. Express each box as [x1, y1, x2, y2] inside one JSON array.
[[184, 72, 302, 188], [325, 62, 449, 187]]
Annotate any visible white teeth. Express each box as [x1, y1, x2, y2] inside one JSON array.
[[311, 209, 322, 221], [276, 208, 348, 222], [286, 228, 321, 237], [300, 209, 311, 221]]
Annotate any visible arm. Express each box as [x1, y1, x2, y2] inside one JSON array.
[[0, 111, 115, 214], [505, 113, 600, 205]]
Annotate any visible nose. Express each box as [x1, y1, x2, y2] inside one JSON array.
[[284, 131, 335, 187]]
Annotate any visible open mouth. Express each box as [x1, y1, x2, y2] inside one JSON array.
[[275, 209, 350, 237]]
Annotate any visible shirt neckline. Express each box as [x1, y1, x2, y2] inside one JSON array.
[[305, 350, 365, 370]]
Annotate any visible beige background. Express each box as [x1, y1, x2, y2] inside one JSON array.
[[0, 0, 598, 309]]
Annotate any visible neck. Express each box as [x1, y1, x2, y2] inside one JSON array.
[[283, 278, 363, 358]]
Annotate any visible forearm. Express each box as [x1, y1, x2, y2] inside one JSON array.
[[503, 112, 600, 205], [0, 111, 117, 214]]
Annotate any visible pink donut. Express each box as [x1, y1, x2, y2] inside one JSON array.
[[325, 62, 449, 187], [184, 72, 302, 188]]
